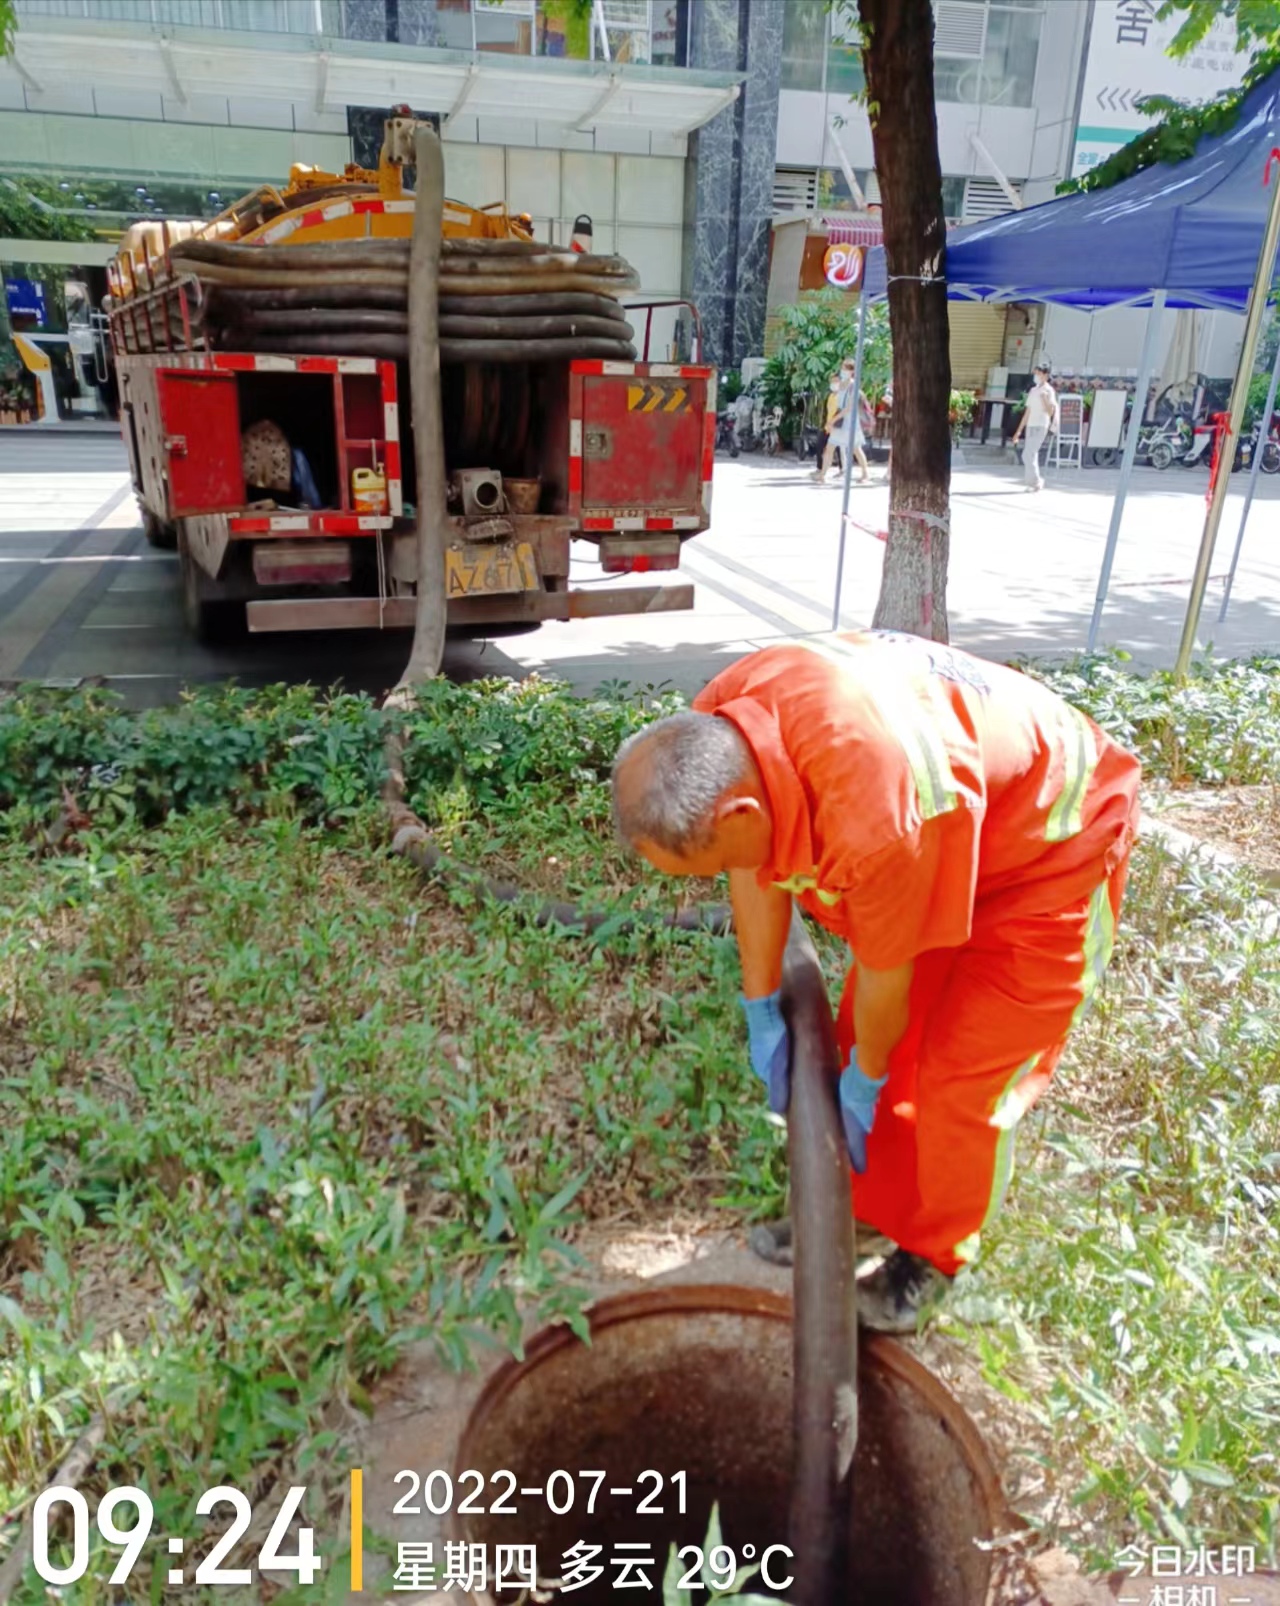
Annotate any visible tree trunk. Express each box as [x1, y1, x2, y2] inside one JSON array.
[[858, 0, 951, 642]]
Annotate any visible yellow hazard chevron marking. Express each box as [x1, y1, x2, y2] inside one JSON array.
[[627, 383, 689, 414]]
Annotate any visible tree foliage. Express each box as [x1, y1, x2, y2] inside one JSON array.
[[0, 178, 98, 243], [1060, 3, 1280, 196], [0, 0, 15, 58]]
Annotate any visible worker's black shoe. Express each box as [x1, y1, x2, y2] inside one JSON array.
[[855, 1249, 951, 1334], [748, 1218, 899, 1268], [748, 1218, 795, 1265]]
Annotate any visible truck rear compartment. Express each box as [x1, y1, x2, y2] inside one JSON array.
[[122, 348, 709, 637]]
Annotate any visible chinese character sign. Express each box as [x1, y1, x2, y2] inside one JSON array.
[[1072, 7, 1248, 178]]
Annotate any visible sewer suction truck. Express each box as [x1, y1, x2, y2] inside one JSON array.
[[105, 110, 715, 645]]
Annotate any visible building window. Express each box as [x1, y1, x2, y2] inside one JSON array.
[[590, 0, 657, 62], [649, 1, 681, 66], [826, 16, 866, 97], [474, 0, 535, 54], [781, 0, 826, 90], [934, 0, 1043, 108]]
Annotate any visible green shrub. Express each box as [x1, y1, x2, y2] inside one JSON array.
[[761, 292, 892, 439]]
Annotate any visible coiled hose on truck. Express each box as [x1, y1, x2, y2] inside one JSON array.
[[163, 236, 641, 364]]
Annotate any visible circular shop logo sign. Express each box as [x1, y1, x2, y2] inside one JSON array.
[[823, 242, 865, 289]]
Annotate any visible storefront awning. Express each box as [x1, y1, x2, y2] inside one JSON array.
[[821, 215, 883, 248]]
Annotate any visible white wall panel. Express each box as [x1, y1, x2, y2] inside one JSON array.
[[477, 115, 536, 150], [616, 223, 682, 294], [227, 95, 294, 130], [94, 89, 164, 121], [19, 85, 95, 116], [776, 89, 826, 167], [618, 154, 683, 225], [161, 92, 232, 125], [593, 123, 651, 156], [443, 142, 506, 206], [0, 68, 25, 112], [507, 145, 560, 219], [562, 150, 615, 222]]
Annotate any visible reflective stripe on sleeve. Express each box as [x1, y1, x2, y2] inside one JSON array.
[[1045, 706, 1099, 842], [1070, 878, 1116, 1028]]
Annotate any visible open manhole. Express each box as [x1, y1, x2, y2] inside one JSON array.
[[453, 1284, 1006, 1605]]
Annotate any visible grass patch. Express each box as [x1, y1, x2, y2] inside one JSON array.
[[951, 838, 1280, 1568], [0, 808, 785, 1600]]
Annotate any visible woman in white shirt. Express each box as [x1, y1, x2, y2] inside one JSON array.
[[1011, 363, 1057, 492]]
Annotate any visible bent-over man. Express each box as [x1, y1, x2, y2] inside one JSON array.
[[611, 632, 1140, 1332]]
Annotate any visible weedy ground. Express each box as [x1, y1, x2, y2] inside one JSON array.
[[1, 654, 1278, 1600]]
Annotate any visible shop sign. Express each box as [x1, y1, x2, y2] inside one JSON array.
[[5, 277, 47, 322], [823, 243, 864, 290]]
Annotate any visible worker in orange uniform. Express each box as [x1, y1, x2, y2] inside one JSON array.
[[611, 632, 1140, 1332]]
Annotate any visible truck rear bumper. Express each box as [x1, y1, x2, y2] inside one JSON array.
[[244, 582, 694, 633]]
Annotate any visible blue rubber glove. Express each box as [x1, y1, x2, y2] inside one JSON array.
[[838, 1052, 888, 1174], [740, 991, 791, 1115]]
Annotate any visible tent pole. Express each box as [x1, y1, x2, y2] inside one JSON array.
[[1087, 289, 1166, 653], [832, 292, 869, 631], [1177, 160, 1280, 677], [1218, 318, 1280, 623]]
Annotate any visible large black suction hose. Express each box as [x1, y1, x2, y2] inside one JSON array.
[[397, 123, 449, 689], [782, 912, 858, 1606]]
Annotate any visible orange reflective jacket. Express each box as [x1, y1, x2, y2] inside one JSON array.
[[692, 633, 1141, 971]]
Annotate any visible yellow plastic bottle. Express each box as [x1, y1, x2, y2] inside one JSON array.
[[352, 466, 388, 514]]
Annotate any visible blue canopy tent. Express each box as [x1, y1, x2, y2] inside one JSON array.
[[854, 65, 1280, 650]]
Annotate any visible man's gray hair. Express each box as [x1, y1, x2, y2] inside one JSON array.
[[611, 711, 752, 854]]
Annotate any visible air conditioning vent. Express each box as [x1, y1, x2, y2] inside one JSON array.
[[773, 168, 819, 214], [934, 0, 986, 58], [963, 177, 1020, 221]]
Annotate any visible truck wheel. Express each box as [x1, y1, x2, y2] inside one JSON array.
[[142, 509, 178, 550], [180, 545, 244, 645]]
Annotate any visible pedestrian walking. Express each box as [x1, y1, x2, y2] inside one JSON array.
[[611, 632, 1141, 1332], [814, 363, 871, 484], [1012, 363, 1057, 491]]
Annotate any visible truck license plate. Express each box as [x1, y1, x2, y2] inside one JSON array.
[[445, 540, 539, 598]]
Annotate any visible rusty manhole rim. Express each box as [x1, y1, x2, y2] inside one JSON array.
[[453, 1282, 1009, 1542]]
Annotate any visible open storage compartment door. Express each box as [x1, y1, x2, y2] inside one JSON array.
[[155, 368, 245, 517], [568, 362, 714, 529]]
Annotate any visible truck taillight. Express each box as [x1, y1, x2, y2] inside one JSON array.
[[252, 541, 351, 587], [599, 534, 681, 574]]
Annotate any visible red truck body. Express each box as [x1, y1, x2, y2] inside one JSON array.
[[110, 277, 714, 642]]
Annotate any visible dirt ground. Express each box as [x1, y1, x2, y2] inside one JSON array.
[[1150, 783, 1280, 883]]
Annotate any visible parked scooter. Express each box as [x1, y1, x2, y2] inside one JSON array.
[[1181, 412, 1280, 473], [757, 405, 783, 456], [725, 388, 784, 455], [1181, 418, 1216, 468], [1232, 416, 1280, 473], [1139, 415, 1191, 469], [715, 408, 740, 457]]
